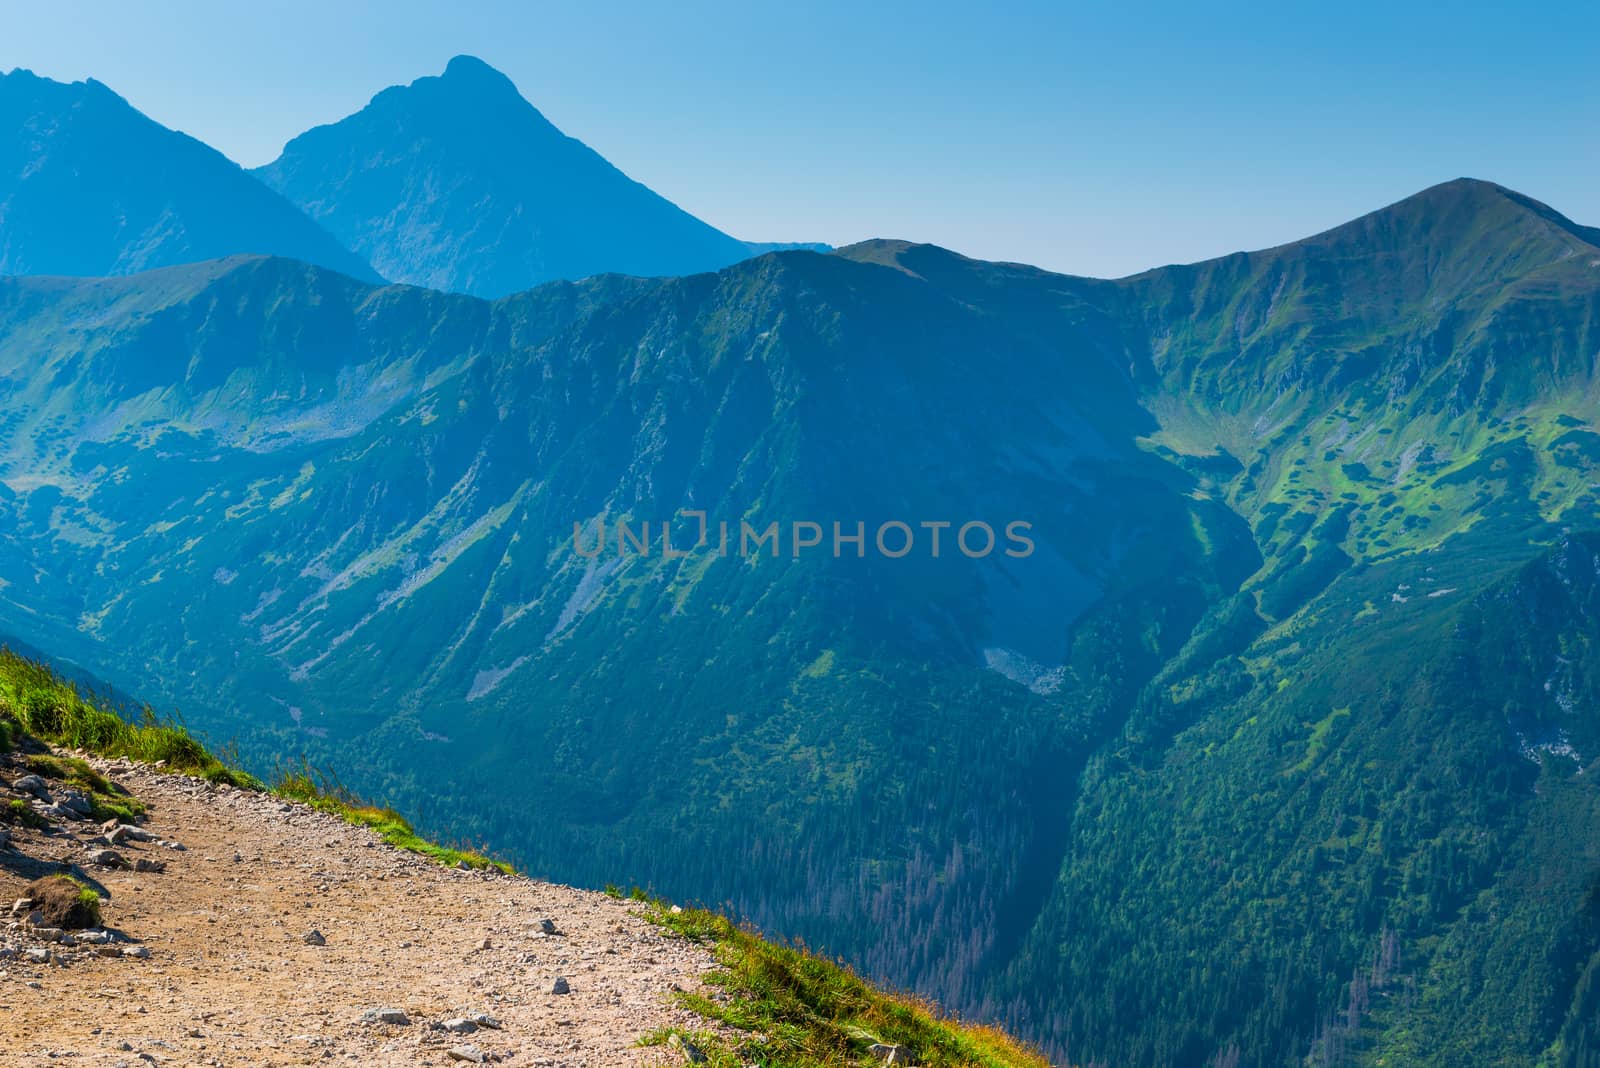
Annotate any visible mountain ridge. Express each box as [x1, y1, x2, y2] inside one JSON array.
[[0, 67, 380, 283]]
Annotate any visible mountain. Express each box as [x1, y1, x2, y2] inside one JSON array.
[[255, 56, 816, 297], [0, 246, 1240, 1015], [2, 178, 1600, 1066], [0, 68, 379, 282]]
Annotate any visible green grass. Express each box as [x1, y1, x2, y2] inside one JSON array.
[[4, 798, 48, 828], [66, 878, 104, 925], [0, 649, 255, 787], [639, 901, 1052, 1068], [0, 646, 508, 872], [1287, 705, 1351, 774], [273, 764, 512, 873]]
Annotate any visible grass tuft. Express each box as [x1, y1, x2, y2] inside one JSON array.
[[641, 901, 1052, 1068], [4, 798, 48, 828], [23, 752, 147, 822], [273, 762, 512, 873]]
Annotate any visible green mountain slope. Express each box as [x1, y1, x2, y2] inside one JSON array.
[[0, 68, 379, 282], [255, 56, 817, 297], [1, 178, 1599, 1065], [991, 530, 1600, 1065], [0, 244, 1252, 1023]]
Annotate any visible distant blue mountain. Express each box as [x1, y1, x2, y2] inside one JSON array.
[[255, 56, 824, 297], [0, 68, 379, 282]]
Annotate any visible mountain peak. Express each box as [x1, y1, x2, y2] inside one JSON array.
[[435, 54, 526, 103], [1412, 175, 1512, 200], [255, 60, 761, 296], [1309, 177, 1600, 254], [441, 53, 510, 82], [341, 55, 546, 129], [1156, 177, 1600, 298], [1388, 176, 1547, 223]]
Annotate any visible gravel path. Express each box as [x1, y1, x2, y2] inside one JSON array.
[[1, 756, 719, 1066]]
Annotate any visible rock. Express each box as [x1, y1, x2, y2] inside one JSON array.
[[24, 946, 51, 964], [464, 1011, 502, 1030], [9, 898, 33, 916], [0, 827, 11, 849], [58, 789, 93, 815], [302, 929, 326, 946], [33, 927, 66, 943], [538, 918, 558, 935], [440, 1017, 478, 1034], [446, 1046, 488, 1064], [360, 1007, 410, 1025], [87, 849, 127, 868], [668, 1033, 708, 1063], [71, 929, 110, 945], [95, 944, 123, 958], [550, 976, 570, 995], [108, 825, 155, 845], [12, 774, 48, 797], [122, 945, 151, 959], [869, 1043, 915, 1065], [134, 858, 167, 874]]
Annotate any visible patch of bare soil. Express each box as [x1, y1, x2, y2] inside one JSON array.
[[1, 754, 719, 1066]]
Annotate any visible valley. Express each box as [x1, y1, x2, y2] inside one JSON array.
[[1, 162, 1598, 1065]]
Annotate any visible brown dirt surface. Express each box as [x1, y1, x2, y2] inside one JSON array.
[[1, 754, 721, 1067]]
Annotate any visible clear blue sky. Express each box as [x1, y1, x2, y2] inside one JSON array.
[[3, 1, 1596, 278]]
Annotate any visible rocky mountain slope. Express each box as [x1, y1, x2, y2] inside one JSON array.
[[256, 56, 815, 296], [2, 756, 719, 1067], [0, 69, 378, 283], [2, 178, 1598, 1065]]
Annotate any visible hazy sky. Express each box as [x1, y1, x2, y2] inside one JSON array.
[[3, 1, 1596, 278]]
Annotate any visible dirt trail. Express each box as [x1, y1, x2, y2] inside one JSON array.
[[1, 756, 718, 1067]]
